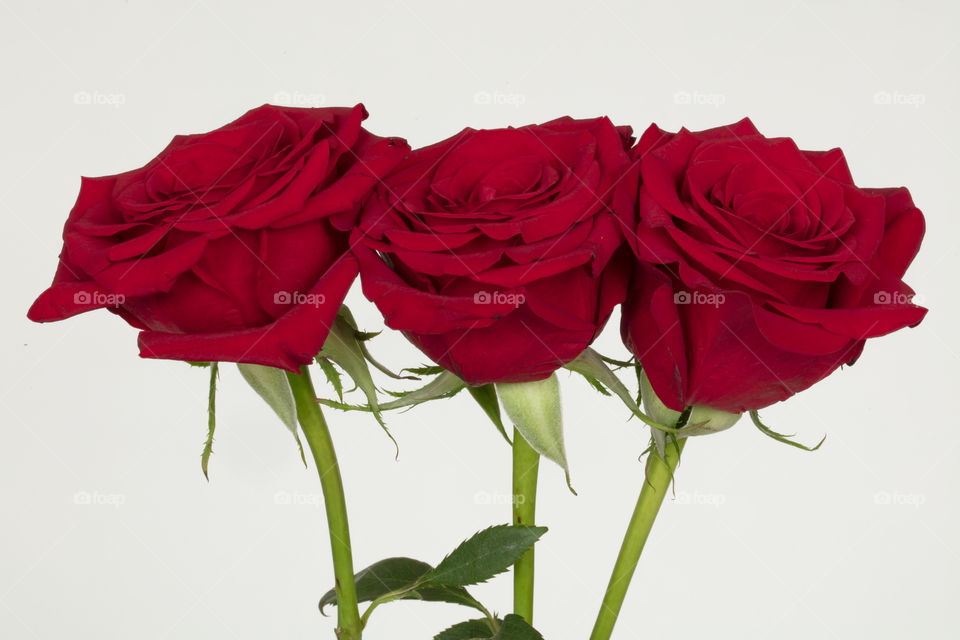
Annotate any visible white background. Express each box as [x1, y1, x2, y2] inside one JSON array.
[[1, 1, 957, 638]]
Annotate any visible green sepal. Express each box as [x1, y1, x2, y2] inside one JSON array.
[[566, 349, 679, 435], [357, 338, 418, 381], [237, 363, 306, 465], [497, 374, 573, 492], [750, 410, 825, 451], [315, 357, 343, 403], [200, 362, 219, 480], [319, 370, 466, 413], [402, 364, 447, 376], [317, 306, 397, 454], [466, 385, 512, 445]]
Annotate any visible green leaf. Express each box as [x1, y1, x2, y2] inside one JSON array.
[[466, 385, 512, 445], [237, 363, 305, 465], [496, 374, 574, 492], [320, 557, 487, 618], [315, 357, 344, 403], [750, 411, 825, 452], [201, 362, 219, 480], [320, 557, 430, 613], [435, 618, 497, 640], [426, 525, 547, 587], [187, 361, 211, 368], [492, 614, 544, 639]]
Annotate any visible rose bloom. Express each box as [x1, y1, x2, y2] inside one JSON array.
[[29, 104, 409, 371], [353, 116, 635, 384], [620, 119, 926, 413]]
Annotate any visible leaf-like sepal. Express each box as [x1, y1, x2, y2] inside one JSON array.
[[750, 410, 825, 451], [237, 363, 305, 464], [466, 384, 512, 445], [200, 362, 219, 479], [496, 375, 573, 492]]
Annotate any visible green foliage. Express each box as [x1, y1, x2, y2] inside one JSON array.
[[492, 614, 544, 639], [427, 524, 548, 587], [319, 557, 483, 615], [320, 526, 547, 632], [435, 618, 498, 640]]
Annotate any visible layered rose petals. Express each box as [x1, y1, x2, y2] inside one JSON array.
[[353, 116, 635, 384], [620, 119, 927, 413], [29, 104, 410, 371]]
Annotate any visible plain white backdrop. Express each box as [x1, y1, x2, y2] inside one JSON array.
[[2, 1, 957, 638]]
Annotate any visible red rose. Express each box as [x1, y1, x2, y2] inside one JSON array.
[[620, 119, 926, 413], [353, 116, 634, 384], [28, 104, 409, 371]]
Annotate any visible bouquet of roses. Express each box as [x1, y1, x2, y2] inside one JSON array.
[[28, 103, 926, 639]]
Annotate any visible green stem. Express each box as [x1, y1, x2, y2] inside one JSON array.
[[287, 367, 363, 640], [512, 428, 540, 624], [589, 438, 686, 640]]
